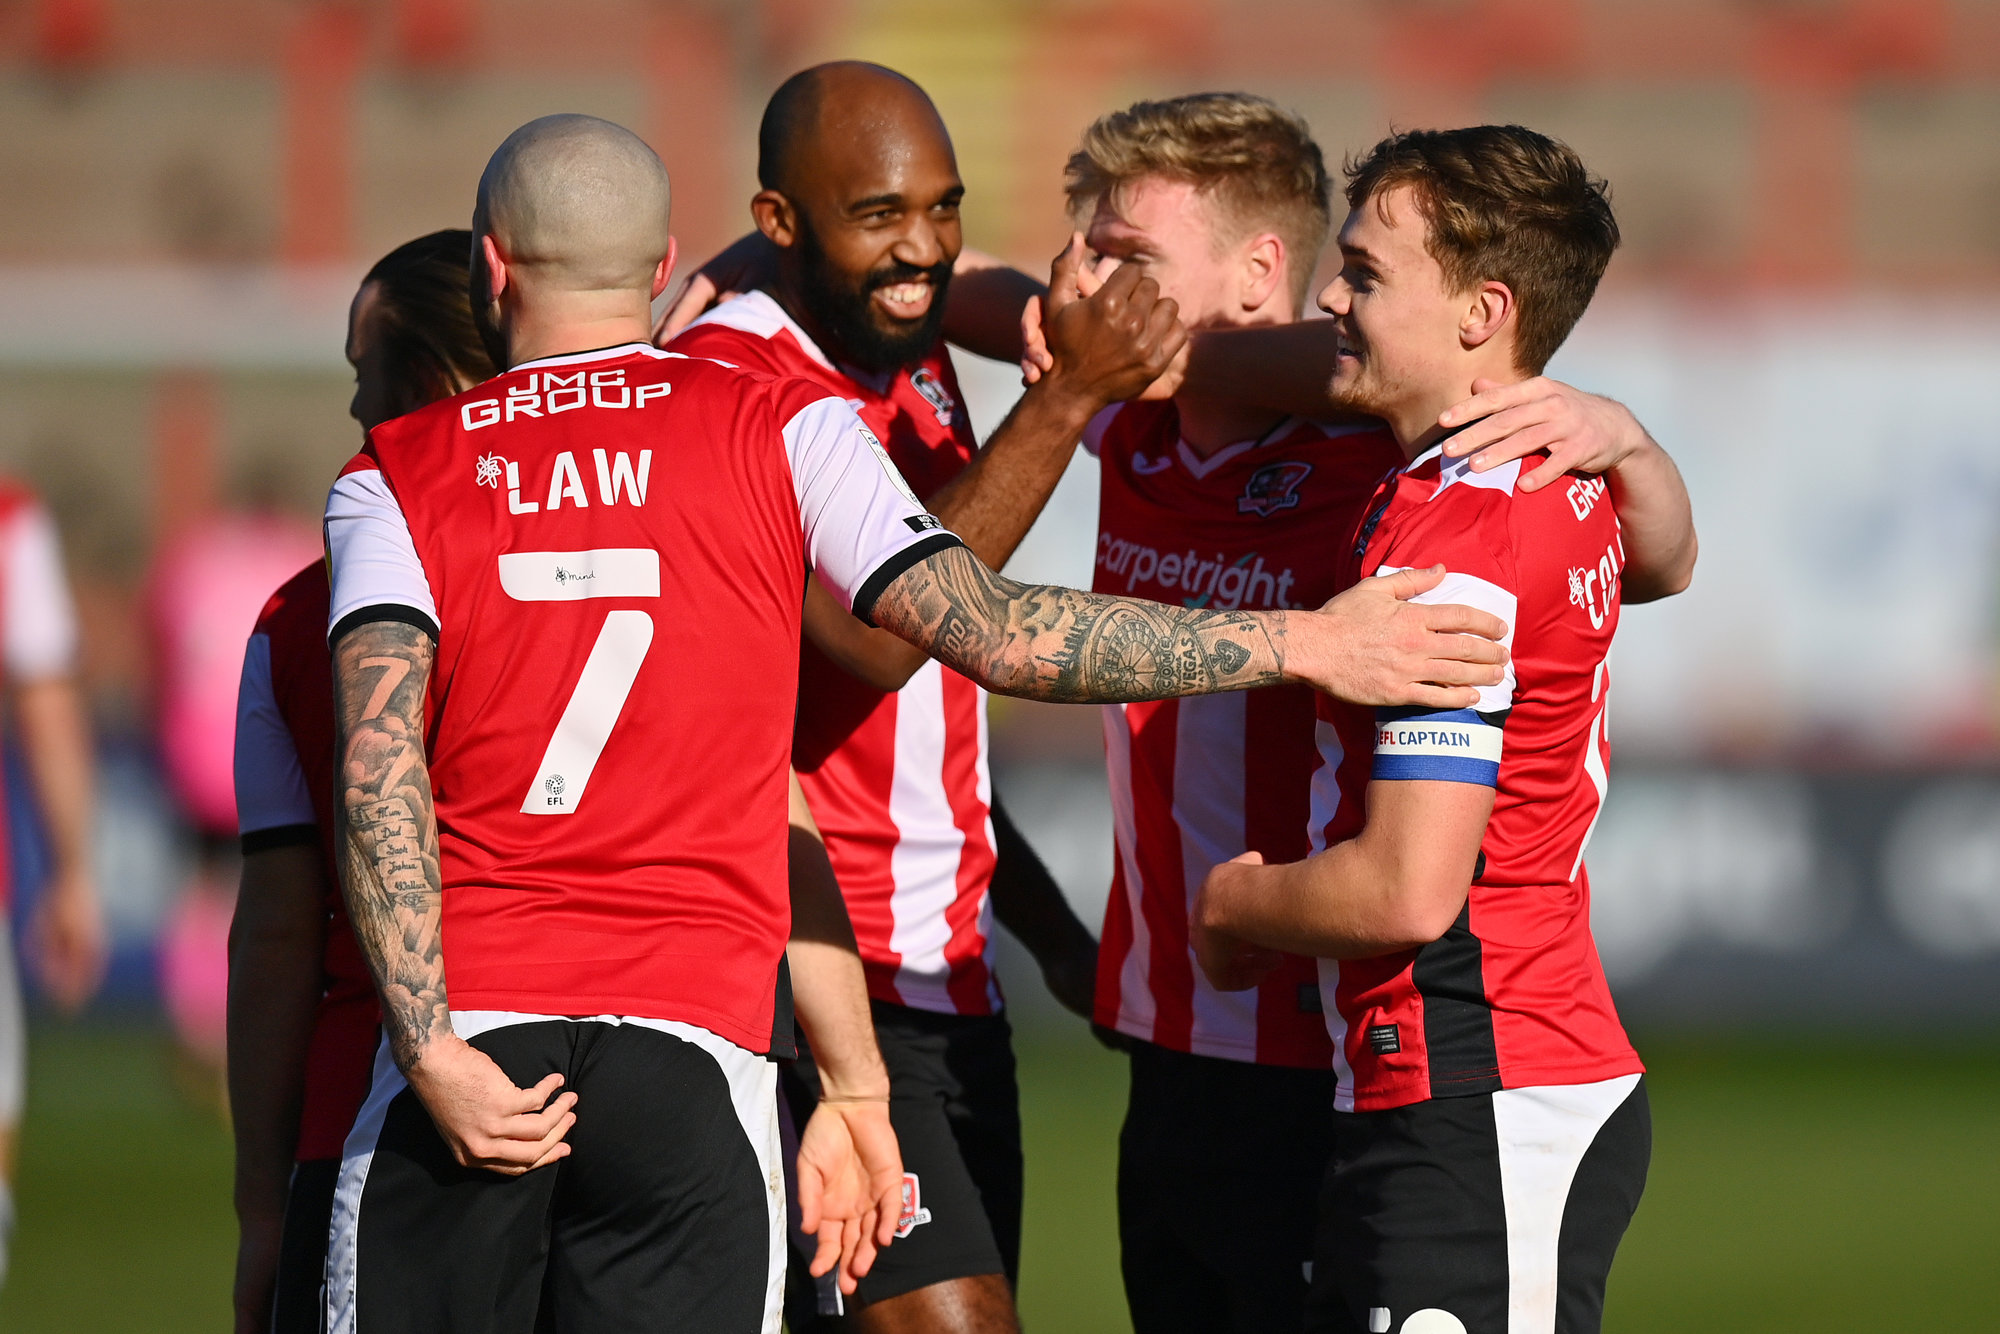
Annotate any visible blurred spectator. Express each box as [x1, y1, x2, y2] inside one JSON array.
[[0, 479, 106, 1288], [146, 512, 320, 1084]]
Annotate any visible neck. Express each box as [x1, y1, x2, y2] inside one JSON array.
[[1387, 361, 1522, 462], [1175, 392, 1288, 457], [500, 291, 654, 369], [1175, 305, 1294, 455], [770, 268, 850, 368]]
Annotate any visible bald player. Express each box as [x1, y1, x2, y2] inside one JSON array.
[[323, 113, 1507, 1333], [669, 63, 1182, 1333]]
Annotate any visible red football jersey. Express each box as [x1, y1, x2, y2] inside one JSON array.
[[1087, 401, 1404, 1067], [322, 342, 957, 1054], [0, 480, 80, 911], [1312, 446, 1641, 1111], [671, 292, 1001, 1016], [235, 562, 379, 1161]]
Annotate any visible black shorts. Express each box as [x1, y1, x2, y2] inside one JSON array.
[[1306, 1074, 1650, 1334], [328, 1016, 784, 1334], [273, 1156, 339, 1333], [780, 1000, 1020, 1322], [1116, 1039, 1340, 1334]]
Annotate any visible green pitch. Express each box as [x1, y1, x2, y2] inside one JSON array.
[[0, 1025, 1992, 1332]]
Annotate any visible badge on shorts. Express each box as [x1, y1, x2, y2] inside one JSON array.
[[896, 1173, 933, 1238]]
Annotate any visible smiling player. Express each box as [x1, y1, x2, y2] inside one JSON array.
[[1194, 125, 1670, 1334]]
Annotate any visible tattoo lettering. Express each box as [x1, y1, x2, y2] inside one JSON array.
[[871, 545, 1285, 703], [333, 621, 447, 1071]]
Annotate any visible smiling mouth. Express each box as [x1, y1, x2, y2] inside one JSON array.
[[872, 281, 934, 320]]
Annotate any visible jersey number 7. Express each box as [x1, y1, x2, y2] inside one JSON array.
[[498, 548, 660, 816]]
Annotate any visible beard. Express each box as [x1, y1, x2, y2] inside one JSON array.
[[794, 221, 953, 376]]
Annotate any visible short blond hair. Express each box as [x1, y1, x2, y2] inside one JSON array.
[[1064, 92, 1332, 304]]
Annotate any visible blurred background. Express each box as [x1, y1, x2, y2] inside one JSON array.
[[1, 0, 1996, 1329]]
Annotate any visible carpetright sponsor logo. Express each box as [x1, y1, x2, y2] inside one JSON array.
[[1096, 533, 1300, 609]]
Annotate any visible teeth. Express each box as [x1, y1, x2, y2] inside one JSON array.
[[880, 282, 929, 305]]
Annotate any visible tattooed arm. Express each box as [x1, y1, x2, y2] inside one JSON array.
[[866, 544, 1510, 709], [331, 619, 577, 1175]]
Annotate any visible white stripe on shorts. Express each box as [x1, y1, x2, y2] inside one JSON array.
[[1492, 1072, 1642, 1334], [325, 1011, 784, 1334]]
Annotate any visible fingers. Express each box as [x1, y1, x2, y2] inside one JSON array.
[[1414, 600, 1510, 646], [796, 1156, 824, 1237], [1376, 563, 1447, 601], [1438, 375, 1541, 433], [1142, 295, 1187, 367], [1047, 231, 1085, 301], [807, 1218, 842, 1279], [1442, 401, 1542, 461], [1397, 682, 1484, 711]]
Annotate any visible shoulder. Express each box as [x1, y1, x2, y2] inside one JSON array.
[[672, 291, 833, 380], [255, 560, 331, 640], [1088, 399, 1175, 458]]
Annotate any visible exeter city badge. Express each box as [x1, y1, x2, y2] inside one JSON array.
[[910, 367, 958, 427], [1238, 461, 1313, 517]]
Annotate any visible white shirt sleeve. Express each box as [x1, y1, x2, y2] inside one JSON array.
[[781, 395, 962, 623], [324, 467, 439, 641], [2, 502, 79, 681], [233, 632, 318, 838]]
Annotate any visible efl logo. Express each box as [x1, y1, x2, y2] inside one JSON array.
[[896, 1173, 933, 1239], [1237, 461, 1312, 517]]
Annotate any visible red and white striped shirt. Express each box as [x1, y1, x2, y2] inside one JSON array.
[[1088, 403, 1402, 1066], [670, 293, 1000, 1015]]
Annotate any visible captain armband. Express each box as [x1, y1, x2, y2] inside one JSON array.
[[1371, 707, 1507, 787]]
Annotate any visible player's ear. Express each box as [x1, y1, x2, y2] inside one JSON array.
[[1460, 279, 1514, 352], [479, 234, 510, 303], [752, 190, 799, 249], [651, 236, 678, 300], [1240, 232, 1285, 312]]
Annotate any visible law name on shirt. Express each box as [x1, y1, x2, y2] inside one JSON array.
[[475, 446, 652, 516], [1095, 533, 1301, 610]]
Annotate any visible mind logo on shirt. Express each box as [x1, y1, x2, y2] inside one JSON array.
[[1237, 461, 1313, 517], [475, 453, 503, 488]]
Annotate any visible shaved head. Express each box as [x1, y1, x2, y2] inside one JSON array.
[[757, 61, 945, 195], [476, 114, 672, 293]]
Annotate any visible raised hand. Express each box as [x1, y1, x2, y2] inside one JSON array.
[[1291, 565, 1510, 709], [403, 1034, 578, 1175], [1034, 238, 1188, 409]]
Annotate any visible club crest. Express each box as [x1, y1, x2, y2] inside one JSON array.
[[909, 367, 958, 427], [1238, 461, 1313, 517]]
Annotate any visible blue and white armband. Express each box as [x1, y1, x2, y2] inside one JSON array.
[[1372, 706, 1507, 787]]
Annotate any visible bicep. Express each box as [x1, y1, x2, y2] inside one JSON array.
[[1356, 778, 1493, 927]]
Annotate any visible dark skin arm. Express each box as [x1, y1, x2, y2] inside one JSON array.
[[332, 621, 576, 1175], [226, 842, 327, 1334], [987, 797, 1097, 1020], [807, 243, 1188, 693]]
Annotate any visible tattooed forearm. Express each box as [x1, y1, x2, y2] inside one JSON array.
[[332, 621, 448, 1071], [871, 544, 1286, 702]]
